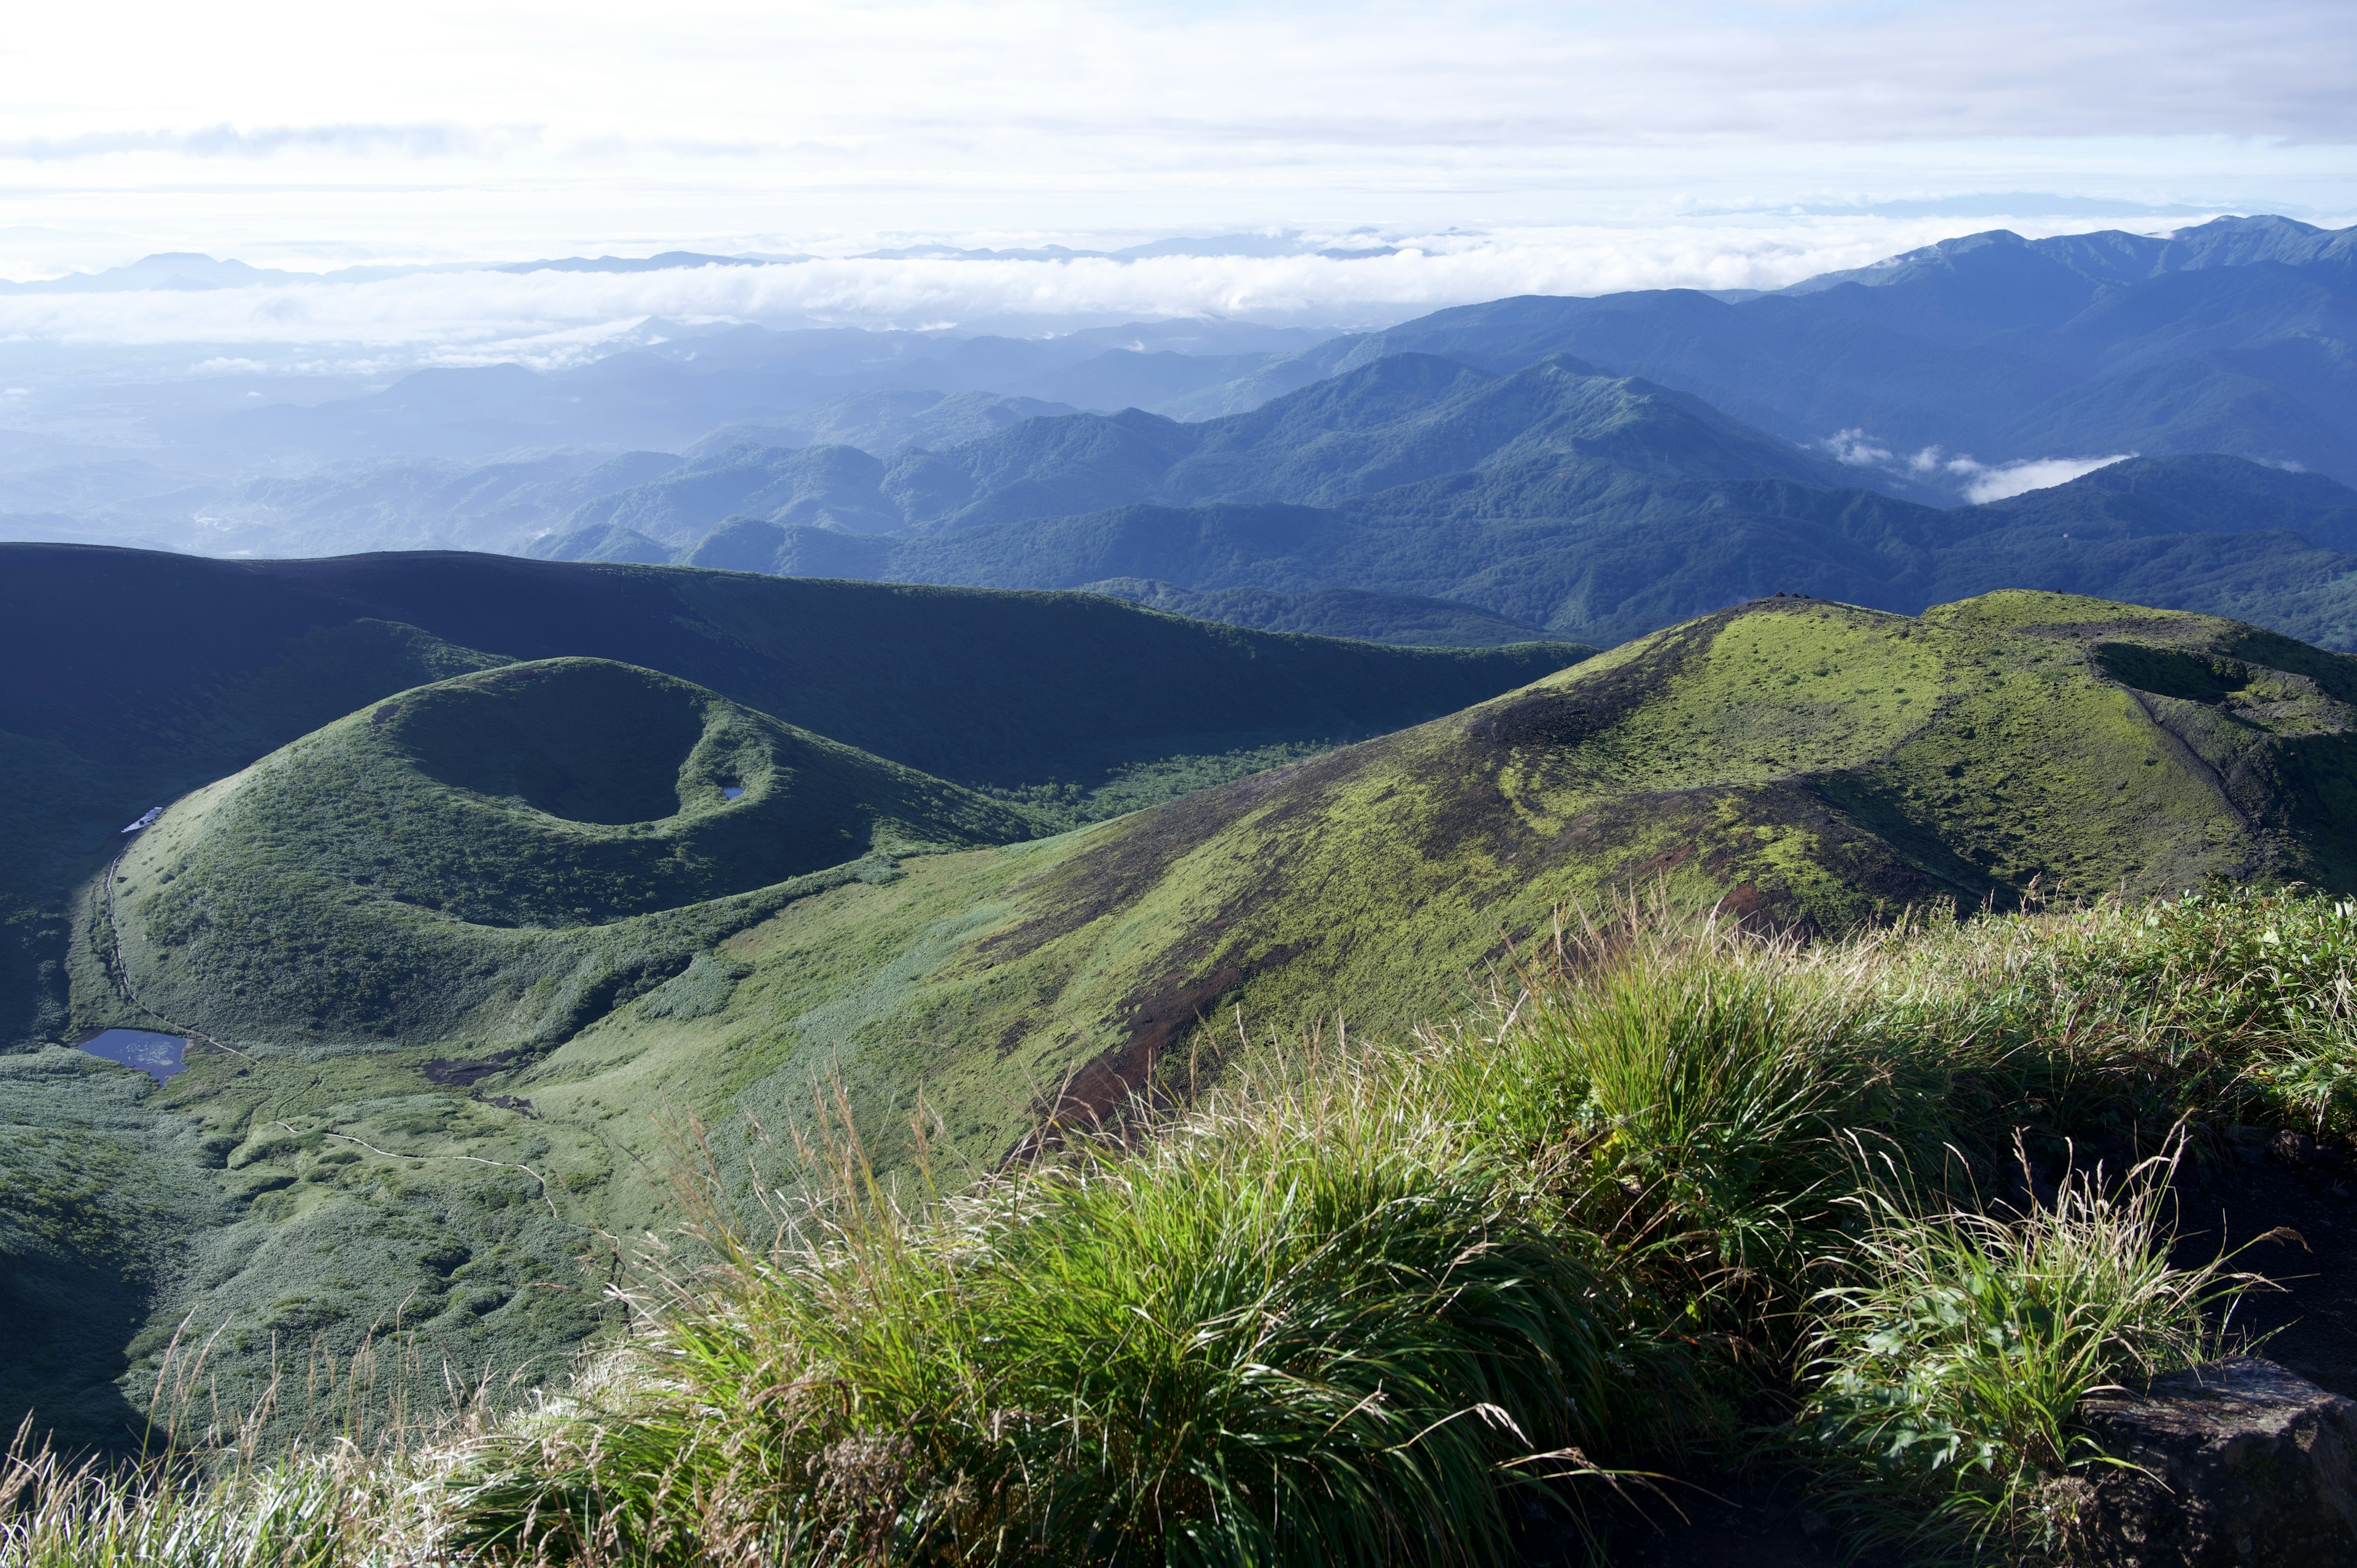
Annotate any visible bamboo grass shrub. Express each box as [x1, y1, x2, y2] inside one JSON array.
[[1795, 1146, 2254, 1562], [1416, 917, 1910, 1360], [1858, 888, 2357, 1146]]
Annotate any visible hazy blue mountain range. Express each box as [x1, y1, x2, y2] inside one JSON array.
[[145, 212, 2355, 486], [546, 451, 2357, 650], [522, 328, 2357, 650], [2, 450, 689, 558], [2, 215, 2352, 635], [184, 319, 1329, 463], [683, 389, 1082, 461], [535, 352, 1839, 548], [1340, 215, 2357, 487]]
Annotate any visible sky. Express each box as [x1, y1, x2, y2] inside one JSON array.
[[0, 0, 2350, 346]]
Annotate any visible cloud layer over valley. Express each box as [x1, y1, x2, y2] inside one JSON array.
[[0, 215, 2297, 368]]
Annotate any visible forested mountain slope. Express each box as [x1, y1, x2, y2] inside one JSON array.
[[606, 454, 2357, 651], [541, 352, 1837, 547]]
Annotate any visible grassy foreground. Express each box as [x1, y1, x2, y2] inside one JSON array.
[[11, 886, 2355, 1566]]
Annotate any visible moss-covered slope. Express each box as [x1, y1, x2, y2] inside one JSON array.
[[610, 590, 2357, 1178]]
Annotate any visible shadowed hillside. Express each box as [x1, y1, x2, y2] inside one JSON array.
[[0, 544, 1585, 1051]]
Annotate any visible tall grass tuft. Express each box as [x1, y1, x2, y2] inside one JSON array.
[[443, 1064, 1697, 1567], [1420, 911, 1922, 1362], [0, 1430, 427, 1568], [1797, 1144, 2251, 1562]]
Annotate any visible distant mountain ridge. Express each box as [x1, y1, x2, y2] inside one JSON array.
[[532, 339, 2357, 652], [1341, 215, 2357, 487], [540, 351, 1837, 549]]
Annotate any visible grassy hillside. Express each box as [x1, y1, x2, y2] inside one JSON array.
[[0, 544, 1582, 1048], [589, 589, 2357, 1186], [20, 883, 2357, 1565], [0, 549, 1580, 1448], [43, 589, 2357, 1454]]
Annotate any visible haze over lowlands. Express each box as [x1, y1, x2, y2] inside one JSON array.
[[8, 4, 2357, 1564]]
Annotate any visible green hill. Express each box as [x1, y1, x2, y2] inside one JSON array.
[[93, 658, 1040, 1047], [38, 588, 2357, 1454], [0, 544, 1584, 1049]]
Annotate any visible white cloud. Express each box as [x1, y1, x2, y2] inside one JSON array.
[[0, 2, 2350, 273], [1951, 452, 2137, 503], [1817, 431, 2143, 501], [1824, 427, 1897, 466], [0, 216, 2261, 362]]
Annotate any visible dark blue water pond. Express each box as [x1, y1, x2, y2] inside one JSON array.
[[722, 786, 745, 800], [77, 1029, 187, 1083]]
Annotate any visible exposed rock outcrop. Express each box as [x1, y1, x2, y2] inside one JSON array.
[[2079, 1356, 2357, 1565]]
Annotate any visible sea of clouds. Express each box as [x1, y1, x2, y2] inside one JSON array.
[[0, 214, 2259, 371]]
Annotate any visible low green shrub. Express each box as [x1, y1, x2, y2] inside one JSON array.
[[1796, 1148, 2248, 1562]]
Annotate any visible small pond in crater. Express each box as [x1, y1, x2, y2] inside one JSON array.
[[722, 786, 744, 800], [77, 1029, 188, 1083]]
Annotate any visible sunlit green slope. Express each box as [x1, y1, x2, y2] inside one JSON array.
[[49, 590, 2357, 1453], [610, 589, 2357, 1185]]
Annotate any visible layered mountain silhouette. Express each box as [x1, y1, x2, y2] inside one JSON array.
[[530, 331, 2357, 650]]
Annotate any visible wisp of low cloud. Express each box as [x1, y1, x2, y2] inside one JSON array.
[[1949, 453, 2138, 504]]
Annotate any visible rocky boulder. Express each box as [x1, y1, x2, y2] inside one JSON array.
[[2078, 1356, 2357, 1565]]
